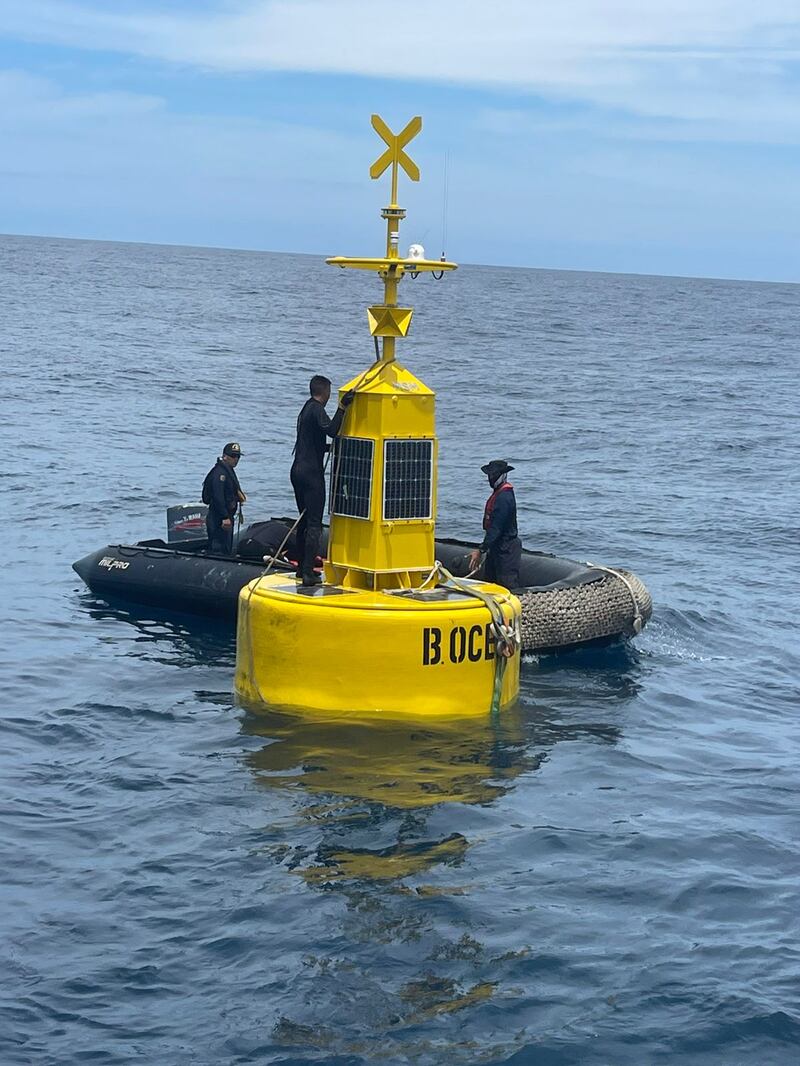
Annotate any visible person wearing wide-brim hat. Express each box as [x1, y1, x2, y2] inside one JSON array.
[[468, 459, 522, 589], [202, 442, 246, 555]]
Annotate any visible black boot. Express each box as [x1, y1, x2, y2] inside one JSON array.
[[300, 522, 322, 586]]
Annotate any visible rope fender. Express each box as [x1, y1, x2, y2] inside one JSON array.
[[516, 567, 652, 652]]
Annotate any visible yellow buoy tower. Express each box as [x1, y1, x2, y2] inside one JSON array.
[[235, 115, 522, 718]]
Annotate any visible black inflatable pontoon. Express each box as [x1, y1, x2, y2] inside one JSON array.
[[73, 518, 652, 654]]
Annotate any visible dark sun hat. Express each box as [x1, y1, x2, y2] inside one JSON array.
[[223, 442, 243, 458], [481, 459, 514, 479]]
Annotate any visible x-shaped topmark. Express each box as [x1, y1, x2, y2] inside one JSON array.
[[369, 114, 421, 182]]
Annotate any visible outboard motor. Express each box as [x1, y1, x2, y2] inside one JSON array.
[[167, 503, 208, 543]]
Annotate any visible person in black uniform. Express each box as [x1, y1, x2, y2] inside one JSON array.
[[291, 375, 354, 585], [203, 442, 246, 555], [469, 459, 522, 589]]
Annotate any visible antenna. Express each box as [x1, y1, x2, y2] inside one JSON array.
[[441, 150, 450, 260]]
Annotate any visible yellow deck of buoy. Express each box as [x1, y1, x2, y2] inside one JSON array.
[[236, 576, 519, 718], [234, 113, 522, 718]]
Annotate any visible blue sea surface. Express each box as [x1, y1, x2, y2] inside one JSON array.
[[1, 233, 798, 1064]]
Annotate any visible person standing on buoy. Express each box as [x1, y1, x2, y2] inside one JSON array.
[[203, 442, 246, 555], [291, 376, 354, 586], [469, 460, 522, 589]]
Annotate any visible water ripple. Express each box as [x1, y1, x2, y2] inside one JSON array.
[[1, 236, 798, 1064]]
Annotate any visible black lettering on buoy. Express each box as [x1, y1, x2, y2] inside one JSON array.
[[423, 627, 442, 666], [449, 626, 467, 664], [484, 623, 496, 660], [468, 624, 483, 662]]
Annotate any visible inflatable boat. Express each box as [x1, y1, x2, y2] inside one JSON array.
[[73, 517, 652, 655]]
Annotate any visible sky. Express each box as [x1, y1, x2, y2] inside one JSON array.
[[1, 0, 799, 281]]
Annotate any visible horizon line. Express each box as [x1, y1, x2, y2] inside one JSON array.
[[1, 229, 795, 289]]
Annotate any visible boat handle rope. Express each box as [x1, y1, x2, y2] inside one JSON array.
[[584, 561, 644, 635]]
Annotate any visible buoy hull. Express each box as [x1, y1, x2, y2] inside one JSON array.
[[235, 576, 521, 718]]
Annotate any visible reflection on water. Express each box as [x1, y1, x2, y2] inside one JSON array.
[[242, 692, 629, 1057], [81, 594, 236, 669], [76, 560, 642, 1059], [243, 708, 530, 888], [241, 688, 631, 1056], [303, 832, 470, 885], [82, 591, 635, 892], [399, 974, 496, 1022], [82, 594, 637, 889], [242, 685, 629, 890], [243, 704, 534, 809]]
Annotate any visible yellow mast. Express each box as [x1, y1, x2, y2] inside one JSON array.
[[324, 115, 457, 591], [327, 115, 456, 361]]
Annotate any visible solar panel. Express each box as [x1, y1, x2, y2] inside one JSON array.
[[330, 436, 374, 519], [383, 439, 433, 520]]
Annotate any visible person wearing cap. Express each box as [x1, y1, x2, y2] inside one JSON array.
[[202, 443, 246, 555], [468, 460, 522, 589], [291, 375, 355, 586]]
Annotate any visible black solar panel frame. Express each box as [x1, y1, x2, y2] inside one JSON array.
[[382, 438, 434, 521], [329, 436, 374, 520]]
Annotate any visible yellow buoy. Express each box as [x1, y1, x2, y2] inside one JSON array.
[[235, 114, 522, 717], [236, 576, 520, 718]]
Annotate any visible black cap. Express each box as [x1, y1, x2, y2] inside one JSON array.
[[481, 459, 514, 480], [223, 442, 243, 458]]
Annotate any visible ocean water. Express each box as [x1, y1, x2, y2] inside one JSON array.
[[1, 233, 798, 1065]]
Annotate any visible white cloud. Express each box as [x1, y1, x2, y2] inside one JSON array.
[[1, 0, 800, 128], [2, 6, 800, 279], [0, 66, 387, 251], [0, 67, 356, 185], [0, 70, 163, 122]]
